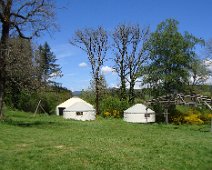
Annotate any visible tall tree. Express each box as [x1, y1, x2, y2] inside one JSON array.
[[112, 25, 130, 101], [70, 27, 108, 115], [145, 19, 203, 97], [37, 42, 62, 86], [5, 38, 38, 108], [0, 0, 56, 117], [112, 24, 149, 104]]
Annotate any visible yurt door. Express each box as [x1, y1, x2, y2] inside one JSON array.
[[58, 107, 65, 116]]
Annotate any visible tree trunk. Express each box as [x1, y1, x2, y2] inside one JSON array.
[[0, 45, 8, 118], [0, 44, 8, 117], [0, 75, 5, 118], [120, 59, 127, 101], [120, 75, 127, 101], [95, 78, 100, 115], [129, 80, 135, 104], [0, 1, 12, 117]]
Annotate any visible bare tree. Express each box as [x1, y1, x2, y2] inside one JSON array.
[[0, 0, 56, 117], [112, 25, 130, 101], [112, 24, 149, 104], [70, 27, 108, 115]]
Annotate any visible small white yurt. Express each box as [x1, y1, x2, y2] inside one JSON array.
[[124, 103, 155, 123], [56, 97, 96, 121]]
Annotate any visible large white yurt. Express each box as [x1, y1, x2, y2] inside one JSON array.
[[124, 103, 155, 123], [56, 97, 96, 121]]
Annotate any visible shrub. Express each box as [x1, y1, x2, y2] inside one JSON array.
[[5, 88, 71, 115], [172, 107, 209, 124], [100, 96, 129, 118], [103, 112, 111, 118], [184, 114, 204, 125], [103, 110, 121, 118]]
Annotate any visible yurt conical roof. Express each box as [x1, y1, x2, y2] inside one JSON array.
[[64, 101, 95, 112], [57, 97, 92, 108], [124, 104, 155, 114]]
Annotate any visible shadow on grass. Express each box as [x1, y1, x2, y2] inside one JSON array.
[[1, 118, 56, 127], [193, 126, 210, 132]]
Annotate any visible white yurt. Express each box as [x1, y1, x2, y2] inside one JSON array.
[[124, 103, 155, 123], [56, 97, 96, 121]]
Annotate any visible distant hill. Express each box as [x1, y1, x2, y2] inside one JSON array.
[[72, 91, 81, 96]]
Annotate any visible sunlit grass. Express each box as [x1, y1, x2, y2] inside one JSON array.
[[0, 110, 211, 170]]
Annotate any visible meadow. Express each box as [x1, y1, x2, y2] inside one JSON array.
[[0, 110, 211, 170]]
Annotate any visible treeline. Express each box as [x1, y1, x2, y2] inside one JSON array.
[[4, 39, 71, 114], [0, 0, 59, 117], [0, 0, 211, 120], [71, 19, 212, 119]]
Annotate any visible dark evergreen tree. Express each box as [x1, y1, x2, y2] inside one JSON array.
[[37, 42, 62, 86]]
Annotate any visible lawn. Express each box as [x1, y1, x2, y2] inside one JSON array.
[[0, 110, 212, 170]]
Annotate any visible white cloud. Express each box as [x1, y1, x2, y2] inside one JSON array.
[[79, 62, 88, 68], [101, 66, 115, 74]]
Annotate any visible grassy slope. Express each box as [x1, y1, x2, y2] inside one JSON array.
[[0, 110, 211, 170]]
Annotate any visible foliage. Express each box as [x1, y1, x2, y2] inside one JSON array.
[[103, 110, 121, 118], [36, 42, 62, 84], [100, 96, 129, 118], [0, 0, 56, 116], [171, 106, 211, 124], [5, 86, 71, 115], [6, 38, 39, 90], [3, 39, 64, 114], [184, 114, 204, 125], [80, 90, 96, 106], [145, 19, 203, 97], [0, 110, 211, 170], [189, 58, 210, 91]]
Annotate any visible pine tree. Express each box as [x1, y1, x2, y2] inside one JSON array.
[[37, 42, 62, 86]]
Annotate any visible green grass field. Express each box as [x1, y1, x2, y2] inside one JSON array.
[[0, 110, 212, 170]]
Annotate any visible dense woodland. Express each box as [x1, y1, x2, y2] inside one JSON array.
[[0, 0, 212, 124]]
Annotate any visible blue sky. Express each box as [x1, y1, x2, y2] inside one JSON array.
[[38, 0, 212, 91]]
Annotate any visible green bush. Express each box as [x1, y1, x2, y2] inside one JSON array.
[[5, 88, 71, 115], [171, 106, 211, 124], [100, 96, 129, 118]]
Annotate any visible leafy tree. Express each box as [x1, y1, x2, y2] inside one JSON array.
[[145, 19, 203, 97], [70, 27, 108, 115], [189, 58, 210, 92], [5, 38, 39, 108], [205, 39, 212, 83], [0, 0, 56, 117], [37, 42, 62, 86], [112, 24, 149, 104]]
